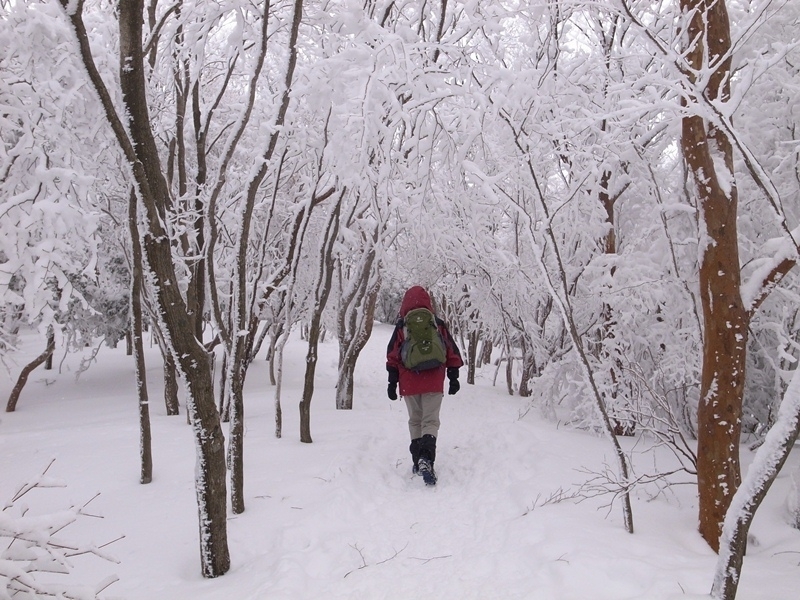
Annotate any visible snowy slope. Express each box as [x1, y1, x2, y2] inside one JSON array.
[[2, 324, 799, 599]]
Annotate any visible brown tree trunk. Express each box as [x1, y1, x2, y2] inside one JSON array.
[[129, 187, 152, 484], [6, 332, 55, 413], [680, 0, 745, 552]]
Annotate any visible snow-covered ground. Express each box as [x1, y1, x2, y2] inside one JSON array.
[[2, 324, 799, 599]]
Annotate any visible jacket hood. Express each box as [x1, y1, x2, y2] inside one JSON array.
[[400, 286, 434, 317]]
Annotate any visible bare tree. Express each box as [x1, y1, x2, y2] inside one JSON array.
[[222, 0, 304, 517], [57, 0, 229, 577], [680, 0, 749, 551]]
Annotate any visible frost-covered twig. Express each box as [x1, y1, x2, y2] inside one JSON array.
[[1, 463, 121, 599], [621, 365, 699, 475]]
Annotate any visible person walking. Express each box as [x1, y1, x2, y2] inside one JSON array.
[[386, 286, 463, 486]]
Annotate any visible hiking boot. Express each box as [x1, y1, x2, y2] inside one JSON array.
[[410, 438, 422, 475], [418, 457, 437, 486]]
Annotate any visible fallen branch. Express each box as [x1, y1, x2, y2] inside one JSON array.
[[344, 542, 408, 578]]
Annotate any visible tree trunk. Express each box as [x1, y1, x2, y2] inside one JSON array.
[[163, 350, 180, 416], [43, 329, 55, 371], [300, 320, 321, 443], [217, 352, 229, 422], [467, 329, 478, 385], [268, 323, 284, 386], [6, 332, 55, 412], [300, 198, 343, 441], [58, 0, 230, 576], [518, 336, 535, 397], [505, 351, 514, 396], [129, 187, 152, 484], [680, 0, 745, 552], [273, 327, 290, 439], [480, 339, 493, 368], [228, 359, 246, 514]]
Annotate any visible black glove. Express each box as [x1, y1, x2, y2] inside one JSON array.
[[387, 367, 399, 400], [447, 368, 460, 395]]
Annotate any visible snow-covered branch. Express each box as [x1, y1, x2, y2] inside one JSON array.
[[1, 461, 121, 599]]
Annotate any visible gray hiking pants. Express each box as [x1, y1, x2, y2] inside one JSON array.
[[404, 392, 444, 439]]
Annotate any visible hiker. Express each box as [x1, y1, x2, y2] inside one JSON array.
[[386, 286, 463, 486]]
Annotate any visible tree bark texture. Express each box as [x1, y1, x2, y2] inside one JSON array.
[[163, 349, 181, 416], [129, 188, 152, 484], [680, 0, 745, 553], [44, 329, 55, 371], [128, 190, 153, 484]]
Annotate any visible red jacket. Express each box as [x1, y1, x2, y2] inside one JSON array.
[[386, 286, 463, 396]]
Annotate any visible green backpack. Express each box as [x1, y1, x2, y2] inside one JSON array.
[[401, 308, 447, 371]]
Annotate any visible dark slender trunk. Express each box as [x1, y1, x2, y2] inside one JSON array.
[[6, 331, 55, 412], [300, 197, 343, 441], [300, 320, 321, 443], [44, 329, 55, 370], [228, 361, 245, 514], [129, 188, 152, 484], [218, 352, 229, 421], [518, 336, 536, 397], [467, 330, 478, 385], [480, 339, 493, 367], [164, 350, 180, 416]]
